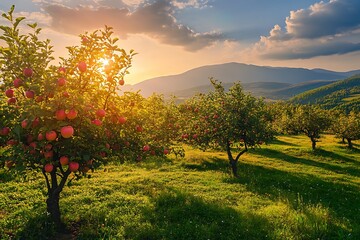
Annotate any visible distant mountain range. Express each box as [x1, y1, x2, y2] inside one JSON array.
[[123, 62, 360, 99]]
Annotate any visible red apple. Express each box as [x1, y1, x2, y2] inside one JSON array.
[[62, 92, 70, 98], [0, 127, 10, 136], [82, 37, 89, 44], [66, 109, 78, 120], [7, 139, 18, 146], [23, 68, 33, 77], [119, 79, 125, 86], [150, 150, 156, 155], [105, 143, 111, 149], [44, 144, 52, 151], [59, 156, 69, 165], [96, 109, 106, 118], [135, 125, 143, 132], [60, 126, 74, 138], [44, 164, 54, 173], [13, 78, 23, 88], [29, 142, 37, 149], [47, 92, 54, 98], [7, 97, 16, 105], [69, 162, 79, 172], [164, 149, 170, 155], [55, 109, 66, 121], [143, 145, 150, 151], [44, 151, 54, 159], [35, 95, 44, 102], [213, 114, 219, 119], [37, 133, 44, 141], [31, 117, 40, 128], [5, 89, 14, 98], [192, 134, 198, 139], [46, 131, 57, 141], [118, 116, 127, 124], [58, 67, 66, 74], [77, 61, 87, 72], [25, 90, 35, 99], [92, 119, 102, 126], [21, 119, 28, 129], [57, 77, 66, 86], [181, 134, 189, 139]]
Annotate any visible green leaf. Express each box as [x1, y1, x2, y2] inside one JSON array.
[[14, 17, 25, 29]]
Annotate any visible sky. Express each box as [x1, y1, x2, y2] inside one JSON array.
[[1, 0, 360, 84]]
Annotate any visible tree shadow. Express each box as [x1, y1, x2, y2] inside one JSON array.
[[132, 190, 270, 240], [251, 148, 360, 177], [181, 156, 230, 173], [13, 212, 59, 240], [313, 148, 360, 166], [269, 138, 298, 146], [224, 162, 360, 239]]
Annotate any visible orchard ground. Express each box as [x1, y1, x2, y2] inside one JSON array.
[[1, 134, 359, 240]]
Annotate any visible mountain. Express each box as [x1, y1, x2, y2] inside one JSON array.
[[124, 62, 357, 97], [290, 75, 360, 112]]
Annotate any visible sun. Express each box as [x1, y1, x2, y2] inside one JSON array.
[[99, 58, 109, 68]]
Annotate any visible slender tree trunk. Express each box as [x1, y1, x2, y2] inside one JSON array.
[[43, 166, 70, 232], [226, 140, 248, 177], [342, 137, 345, 144], [47, 191, 64, 230], [346, 138, 353, 149], [226, 141, 237, 177], [310, 137, 316, 150]]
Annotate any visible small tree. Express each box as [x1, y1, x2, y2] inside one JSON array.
[[0, 6, 176, 230], [180, 79, 274, 177], [282, 105, 332, 150], [332, 111, 360, 148]]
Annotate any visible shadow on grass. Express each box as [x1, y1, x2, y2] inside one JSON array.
[[182, 156, 230, 173], [224, 161, 360, 239], [132, 190, 269, 240], [13, 213, 59, 240], [314, 148, 360, 166], [269, 138, 298, 147], [251, 148, 360, 177]]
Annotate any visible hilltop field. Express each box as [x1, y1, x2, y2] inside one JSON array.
[[0, 135, 359, 240]]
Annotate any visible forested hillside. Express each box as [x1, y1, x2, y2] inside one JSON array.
[[290, 75, 360, 112]]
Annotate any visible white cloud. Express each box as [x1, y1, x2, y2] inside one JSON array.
[[249, 0, 360, 59]]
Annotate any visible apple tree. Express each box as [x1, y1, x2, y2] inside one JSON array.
[[180, 79, 274, 177], [0, 6, 173, 230], [281, 104, 332, 150], [332, 111, 360, 149]]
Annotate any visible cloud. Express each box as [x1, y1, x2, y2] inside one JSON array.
[[43, 0, 222, 51], [251, 0, 360, 59]]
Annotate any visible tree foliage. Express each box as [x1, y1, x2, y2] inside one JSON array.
[[0, 6, 179, 230], [332, 111, 360, 148], [180, 79, 274, 176], [281, 104, 332, 149]]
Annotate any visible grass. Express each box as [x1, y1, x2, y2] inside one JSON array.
[[343, 94, 360, 102], [0, 135, 359, 239]]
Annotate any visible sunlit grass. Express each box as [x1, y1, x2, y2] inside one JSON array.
[[0, 135, 359, 239]]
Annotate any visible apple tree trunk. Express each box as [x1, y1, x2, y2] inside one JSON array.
[[43, 167, 70, 232]]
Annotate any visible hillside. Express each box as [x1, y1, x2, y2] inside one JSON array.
[[170, 80, 336, 101], [290, 75, 360, 112], [125, 62, 353, 97]]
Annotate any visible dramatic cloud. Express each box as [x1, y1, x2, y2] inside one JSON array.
[[251, 0, 360, 59], [43, 0, 222, 51]]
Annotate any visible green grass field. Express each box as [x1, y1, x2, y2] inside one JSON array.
[[1, 135, 359, 240]]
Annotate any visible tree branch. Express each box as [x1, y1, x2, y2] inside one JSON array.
[[235, 141, 248, 162]]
